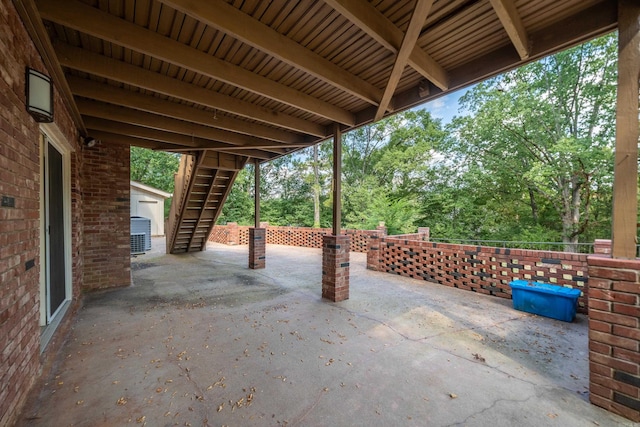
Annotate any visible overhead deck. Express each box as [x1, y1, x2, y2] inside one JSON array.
[[19, 0, 616, 160], [16, 0, 619, 253]]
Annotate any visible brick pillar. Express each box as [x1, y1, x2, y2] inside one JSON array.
[[594, 239, 612, 255], [227, 222, 239, 245], [376, 222, 388, 236], [587, 254, 640, 422], [322, 235, 350, 302], [418, 227, 430, 241], [249, 228, 266, 269], [367, 235, 383, 271]]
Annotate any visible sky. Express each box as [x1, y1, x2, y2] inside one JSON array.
[[415, 86, 470, 125]]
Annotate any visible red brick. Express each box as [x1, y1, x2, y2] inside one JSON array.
[[613, 324, 640, 341], [612, 281, 640, 294], [590, 266, 639, 282], [590, 309, 638, 328], [589, 340, 612, 355], [613, 347, 640, 364], [590, 352, 639, 375], [590, 289, 638, 304], [590, 330, 639, 351], [590, 319, 612, 333], [614, 303, 640, 317], [589, 299, 612, 312], [589, 278, 613, 290]]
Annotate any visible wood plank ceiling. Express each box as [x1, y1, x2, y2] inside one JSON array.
[[30, 0, 617, 163]]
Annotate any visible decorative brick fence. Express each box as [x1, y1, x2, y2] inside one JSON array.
[[209, 223, 385, 253], [367, 234, 589, 312]]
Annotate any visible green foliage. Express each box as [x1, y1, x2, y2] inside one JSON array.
[[214, 34, 618, 248], [130, 147, 180, 218], [218, 167, 255, 225]]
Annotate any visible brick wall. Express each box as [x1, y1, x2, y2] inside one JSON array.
[[368, 238, 589, 312], [209, 224, 382, 253], [0, 1, 80, 424], [81, 143, 131, 290], [587, 255, 640, 422]]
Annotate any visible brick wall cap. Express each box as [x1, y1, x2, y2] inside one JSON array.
[[588, 254, 640, 269]]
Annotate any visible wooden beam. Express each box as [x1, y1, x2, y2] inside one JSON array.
[[77, 98, 305, 150], [332, 124, 342, 236], [489, 0, 530, 60], [375, 0, 434, 121], [56, 44, 327, 138], [160, 0, 383, 107], [254, 159, 261, 228], [83, 116, 229, 149], [324, 0, 449, 91], [352, 1, 617, 128], [612, 0, 640, 259], [86, 128, 277, 159], [37, 0, 355, 125], [200, 152, 249, 171]]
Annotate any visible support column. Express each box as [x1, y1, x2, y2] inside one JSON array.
[[322, 235, 350, 301], [249, 159, 265, 269], [611, 0, 640, 259], [249, 227, 266, 269], [588, 254, 640, 422], [587, 2, 640, 422], [323, 124, 349, 301]]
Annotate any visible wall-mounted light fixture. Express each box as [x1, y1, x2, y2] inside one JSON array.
[[25, 67, 54, 123], [82, 136, 98, 148]]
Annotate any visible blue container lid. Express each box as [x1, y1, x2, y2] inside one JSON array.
[[509, 279, 581, 297]]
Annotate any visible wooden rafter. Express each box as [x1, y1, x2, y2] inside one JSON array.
[[37, 0, 356, 125], [324, 0, 449, 91], [489, 0, 530, 60], [159, 0, 383, 107], [86, 130, 279, 160], [83, 116, 288, 154], [56, 44, 327, 138], [375, 0, 434, 121], [77, 99, 305, 150], [67, 77, 304, 144]]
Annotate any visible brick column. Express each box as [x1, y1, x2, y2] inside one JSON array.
[[588, 254, 640, 422], [322, 235, 350, 302], [418, 227, 430, 241], [367, 235, 383, 271], [248, 228, 266, 269]]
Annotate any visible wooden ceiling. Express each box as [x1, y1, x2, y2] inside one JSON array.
[[25, 0, 617, 162]]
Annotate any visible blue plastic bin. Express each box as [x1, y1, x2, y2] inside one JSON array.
[[509, 280, 581, 322]]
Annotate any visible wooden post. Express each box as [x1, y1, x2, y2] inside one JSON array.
[[254, 158, 260, 228], [611, 0, 640, 259], [332, 123, 342, 236]]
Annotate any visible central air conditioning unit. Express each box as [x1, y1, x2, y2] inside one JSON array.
[[131, 216, 152, 254]]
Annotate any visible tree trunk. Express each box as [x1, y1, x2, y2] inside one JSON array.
[[528, 188, 539, 223], [313, 144, 321, 228]]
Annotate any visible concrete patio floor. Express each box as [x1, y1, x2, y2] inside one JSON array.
[[18, 239, 635, 426]]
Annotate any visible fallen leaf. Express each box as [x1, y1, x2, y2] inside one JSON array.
[[449, 393, 458, 399], [547, 413, 558, 419], [117, 397, 128, 406], [472, 353, 486, 363], [136, 415, 146, 423], [76, 400, 84, 405]]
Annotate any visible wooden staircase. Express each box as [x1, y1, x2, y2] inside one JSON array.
[[167, 151, 248, 254]]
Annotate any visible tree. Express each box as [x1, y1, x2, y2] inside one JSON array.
[[448, 33, 617, 251], [130, 147, 180, 217]]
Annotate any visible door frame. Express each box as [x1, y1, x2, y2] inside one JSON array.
[[39, 125, 73, 348]]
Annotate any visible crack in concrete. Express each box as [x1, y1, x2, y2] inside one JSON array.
[[444, 391, 538, 427]]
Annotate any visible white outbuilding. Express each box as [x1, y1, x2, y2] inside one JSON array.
[[130, 181, 172, 236]]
